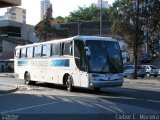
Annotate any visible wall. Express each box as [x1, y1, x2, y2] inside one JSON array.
[[0, 20, 39, 42], [2, 40, 16, 59], [59, 20, 112, 37]]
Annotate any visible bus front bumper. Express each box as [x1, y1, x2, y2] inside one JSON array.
[[89, 79, 123, 88]]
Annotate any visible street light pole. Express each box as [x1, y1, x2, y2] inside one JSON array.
[[100, 0, 102, 36], [134, 0, 139, 79], [78, 21, 80, 35], [77, 16, 81, 35]]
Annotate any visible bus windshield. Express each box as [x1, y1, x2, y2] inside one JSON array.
[[86, 40, 123, 73]]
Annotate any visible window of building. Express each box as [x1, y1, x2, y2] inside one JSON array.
[[51, 43, 61, 56], [0, 42, 2, 52], [12, 13, 16, 15], [23, 10, 26, 14], [23, 15, 26, 19], [8, 26, 21, 37]]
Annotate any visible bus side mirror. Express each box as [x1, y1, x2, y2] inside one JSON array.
[[84, 47, 91, 56]]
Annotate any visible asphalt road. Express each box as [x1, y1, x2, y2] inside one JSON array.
[[0, 77, 160, 120]]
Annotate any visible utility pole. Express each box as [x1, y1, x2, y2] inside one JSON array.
[[78, 16, 80, 35], [134, 0, 139, 79], [100, 0, 102, 36], [77, 16, 82, 36]]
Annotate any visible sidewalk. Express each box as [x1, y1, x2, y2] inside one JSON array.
[[124, 77, 160, 88], [0, 73, 15, 78], [0, 73, 18, 93], [0, 84, 18, 94], [0, 73, 160, 93]]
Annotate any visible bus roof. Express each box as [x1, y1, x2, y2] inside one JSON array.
[[73, 36, 116, 41], [15, 35, 116, 49]]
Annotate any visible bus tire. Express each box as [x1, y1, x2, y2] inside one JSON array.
[[66, 76, 73, 92], [24, 72, 31, 85]]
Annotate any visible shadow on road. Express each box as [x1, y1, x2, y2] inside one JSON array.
[[28, 81, 160, 102]]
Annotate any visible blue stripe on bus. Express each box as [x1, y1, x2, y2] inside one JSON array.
[[18, 60, 28, 66], [50, 59, 69, 67]]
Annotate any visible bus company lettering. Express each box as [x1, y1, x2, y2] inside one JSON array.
[[31, 60, 48, 67]]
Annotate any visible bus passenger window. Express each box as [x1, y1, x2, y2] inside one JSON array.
[[63, 42, 72, 56], [42, 45, 50, 57], [51, 44, 61, 56], [15, 49, 20, 58], [34, 46, 41, 57], [46, 44, 51, 56], [21, 48, 26, 58], [42, 45, 47, 57], [26, 47, 33, 58]]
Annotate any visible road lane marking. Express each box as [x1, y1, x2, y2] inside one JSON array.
[[94, 103, 117, 113], [0, 97, 77, 114], [146, 100, 160, 103], [97, 98, 125, 113]]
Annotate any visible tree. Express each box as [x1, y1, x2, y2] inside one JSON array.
[[53, 16, 68, 23], [146, 0, 160, 34], [109, 0, 160, 79], [35, 5, 54, 41], [35, 18, 55, 41], [35, 19, 69, 41], [109, 0, 144, 79], [35, 5, 69, 41], [66, 4, 109, 22]]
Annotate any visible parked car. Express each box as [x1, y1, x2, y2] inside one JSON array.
[[141, 53, 152, 63], [141, 65, 159, 77], [123, 65, 146, 78], [151, 50, 159, 59]]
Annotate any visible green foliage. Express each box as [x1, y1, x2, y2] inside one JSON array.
[[54, 16, 68, 23], [34, 18, 69, 41], [35, 18, 53, 41], [66, 4, 110, 22], [109, 0, 160, 79], [108, 0, 160, 49]]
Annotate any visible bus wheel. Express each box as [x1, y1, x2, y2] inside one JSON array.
[[24, 72, 31, 85], [66, 76, 73, 92]]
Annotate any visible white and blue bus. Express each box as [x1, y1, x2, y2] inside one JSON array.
[[14, 36, 123, 92]]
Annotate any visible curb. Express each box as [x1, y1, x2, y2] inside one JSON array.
[[0, 73, 15, 78], [124, 78, 160, 88], [0, 84, 18, 94]]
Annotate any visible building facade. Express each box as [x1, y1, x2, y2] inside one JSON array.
[[41, 0, 52, 20], [0, 0, 21, 8], [0, 7, 26, 23], [0, 20, 39, 60]]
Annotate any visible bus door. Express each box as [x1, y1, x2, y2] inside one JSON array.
[[74, 40, 89, 87], [73, 57, 88, 87]]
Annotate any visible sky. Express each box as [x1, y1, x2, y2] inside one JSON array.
[[0, 0, 115, 25]]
